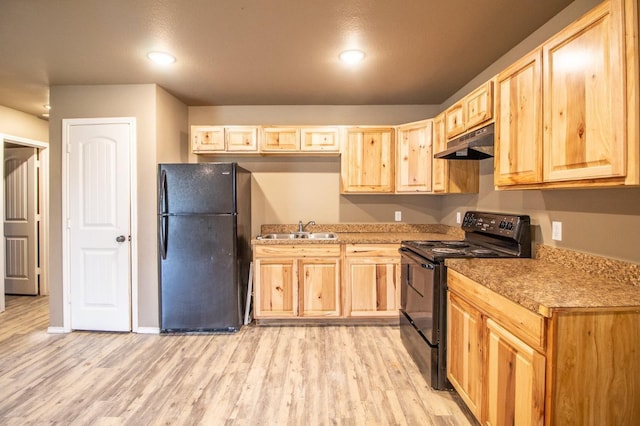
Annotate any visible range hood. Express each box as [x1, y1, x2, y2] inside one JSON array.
[[434, 122, 494, 160]]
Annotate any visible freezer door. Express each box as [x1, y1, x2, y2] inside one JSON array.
[[159, 163, 236, 214], [159, 214, 241, 331]]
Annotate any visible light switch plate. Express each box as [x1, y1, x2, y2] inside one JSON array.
[[552, 221, 562, 241], [456, 211, 462, 224], [394, 211, 402, 222]]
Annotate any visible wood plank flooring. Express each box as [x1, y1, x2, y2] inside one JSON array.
[[0, 295, 474, 425]]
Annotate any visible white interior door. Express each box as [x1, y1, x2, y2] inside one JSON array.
[[4, 147, 38, 295], [67, 121, 132, 331]]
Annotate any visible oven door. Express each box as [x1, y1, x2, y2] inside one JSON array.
[[399, 247, 441, 345]]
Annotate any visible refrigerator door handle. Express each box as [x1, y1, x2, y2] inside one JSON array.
[[159, 169, 168, 215], [159, 169, 168, 259], [160, 215, 168, 259]]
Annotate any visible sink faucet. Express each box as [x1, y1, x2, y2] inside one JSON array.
[[298, 220, 315, 232]]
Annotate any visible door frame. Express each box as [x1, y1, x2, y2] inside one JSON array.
[[0, 134, 49, 313], [61, 117, 138, 332]]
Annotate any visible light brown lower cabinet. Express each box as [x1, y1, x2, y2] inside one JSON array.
[[447, 269, 640, 425], [343, 244, 401, 317], [253, 245, 340, 318], [253, 243, 401, 320]]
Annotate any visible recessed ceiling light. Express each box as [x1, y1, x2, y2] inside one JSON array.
[[339, 49, 366, 64], [41, 113, 49, 118], [43, 104, 51, 110], [147, 51, 176, 65]]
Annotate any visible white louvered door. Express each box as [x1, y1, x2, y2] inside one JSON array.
[[4, 147, 38, 295], [67, 121, 131, 331]]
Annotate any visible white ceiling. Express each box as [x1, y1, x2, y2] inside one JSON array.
[[0, 0, 574, 118]]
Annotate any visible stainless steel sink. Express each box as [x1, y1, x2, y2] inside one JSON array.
[[257, 232, 338, 240]]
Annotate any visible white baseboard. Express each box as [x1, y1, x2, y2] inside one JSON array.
[[47, 326, 68, 334], [135, 326, 160, 334]]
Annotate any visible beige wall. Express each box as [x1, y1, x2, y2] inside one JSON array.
[[440, 162, 640, 264], [0, 105, 49, 141], [49, 84, 187, 328], [189, 105, 443, 236]]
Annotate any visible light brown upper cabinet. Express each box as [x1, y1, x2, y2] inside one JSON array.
[[432, 112, 480, 194], [494, 49, 543, 186], [495, 0, 640, 189], [191, 126, 226, 153], [445, 80, 494, 139], [260, 127, 301, 152], [225, 126, 259, 152], [543, 0, 625, 183], [341, 127, 395, 193], [396, 120, 432, 193], [300, 127, 340, 152]]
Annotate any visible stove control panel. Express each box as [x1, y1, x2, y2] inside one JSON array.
[[461, 211, 530, 239]]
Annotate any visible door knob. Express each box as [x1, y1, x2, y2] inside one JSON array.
[[116, 235, 126, 243]]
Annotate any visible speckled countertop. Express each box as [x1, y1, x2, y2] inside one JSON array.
[[252, 223, 465, 245], [446, 246, 640, 318]]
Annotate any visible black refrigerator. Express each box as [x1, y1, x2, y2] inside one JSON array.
[[158, 162, 251, 333]]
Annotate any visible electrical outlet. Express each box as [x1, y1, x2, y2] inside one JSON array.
[[552, 221, 562, 241], [394, 211, 402, 222], [456, 211, 462, 224]]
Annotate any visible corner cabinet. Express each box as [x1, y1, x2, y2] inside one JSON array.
[[253, 245, 340, 318], [341, 127, 395, 193], [343, 244, 400, 317], [396, 120, 432, 193]]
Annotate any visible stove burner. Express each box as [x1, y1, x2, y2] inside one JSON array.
[[441, 241, 469, 248], [471, 248, 494, 255], [432, 247, 465, 254]]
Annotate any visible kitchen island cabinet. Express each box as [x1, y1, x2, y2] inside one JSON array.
[[446, 256, 640, 425]]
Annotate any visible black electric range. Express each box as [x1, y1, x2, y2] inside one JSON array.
[[398, 211, 531, 390]]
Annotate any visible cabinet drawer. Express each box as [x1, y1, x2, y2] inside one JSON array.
[[447, 269, 546, 352], [345, 244, 400, 258], [254, 244, 340, 258]]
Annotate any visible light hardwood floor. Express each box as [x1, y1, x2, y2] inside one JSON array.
[[0, 295, 474, 425]]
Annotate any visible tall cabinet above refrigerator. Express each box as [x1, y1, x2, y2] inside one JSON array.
[[158, 162, 251, 332]]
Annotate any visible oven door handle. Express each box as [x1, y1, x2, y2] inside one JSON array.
[[399, 247, 436, 269]]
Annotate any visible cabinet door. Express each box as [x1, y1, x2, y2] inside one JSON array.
[[447, 292, 484, 420], [254, 258, 297, 317], [226, 126, 258, 152], [495, 49, 543, 186], [261, 127, 300, 152], [341, 128, 394, 193], [465, 80, 493, 130], [396, 121, 432, 193], [300, 127, 340, 152], [345, 256, 400, 317], [445, 101, 466, 139], [485, 318, 545, 426], [432, 112, 448, 193], [543, 0, 625, 182], [299, 258, 340, 317], [191, 126, 225, 152]]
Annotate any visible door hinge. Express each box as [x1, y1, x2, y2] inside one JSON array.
[[67, 218, 71, 229], [66, 143, 71, 154]]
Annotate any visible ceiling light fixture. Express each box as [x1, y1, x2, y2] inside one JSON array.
[[339, 49, 366, 65], [147, 51, 176, 66], [43, 104, 51, 110]]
